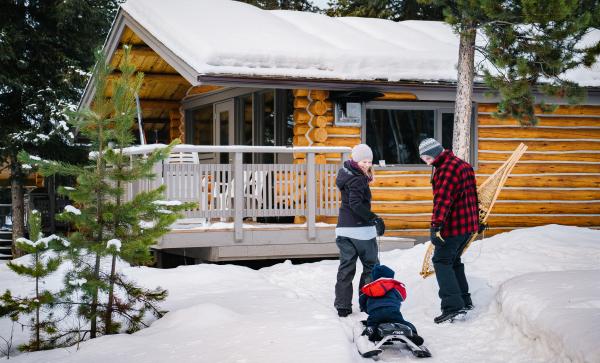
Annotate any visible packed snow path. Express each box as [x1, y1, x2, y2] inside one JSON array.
[[1, 225, 599, 362]]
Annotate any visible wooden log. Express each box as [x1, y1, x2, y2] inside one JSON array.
[[310, 115, 328, 128], [371, 202, 433, 214], [114, 45, 159, 59], [187, 85, 223, 96], [486, 215, 600, 227], [489, 201, 600, 214], [489, 175, 600, 188], [293, 89, 309, 97], [308, 100, 332, 115], [371, 189, 432, 201], [108, 72, 187, 84], [326, 126, 361, 136], [376, 215, 600, 230], [479, 127, 600, 139], [294, 97, 310, 109], [374, 170, 431, 175], [371, 176, 432, 188], [371, 174, 600, 189], [478, 103, 600, 115], [294, 124, 358, 137], [293, 124, 310, 136], [478, 114, 600, 127], [478, 151, 600, 163], [477, 162, 600, 174], [375, 92, 418, 101], [478, 140, 600, 152], [308, 128, 328, 143], [386, 230, 429, 237], [371, 188, 600, 201], [324, 137, 361, 147], [293, 135, 310, 147], [119, 28, 145, 45], [309, 90, 329, 101], [372, 201, 600, 214], [294, 109, 310, 123]]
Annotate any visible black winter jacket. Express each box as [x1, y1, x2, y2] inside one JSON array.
[[336, 161, 376, 228]]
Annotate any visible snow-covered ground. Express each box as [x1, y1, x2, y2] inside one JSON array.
[[1, 224, 599, 362]]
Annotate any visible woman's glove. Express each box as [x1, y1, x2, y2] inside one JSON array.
[[430, 226, 445, 246], [373, 217, 385, 236]]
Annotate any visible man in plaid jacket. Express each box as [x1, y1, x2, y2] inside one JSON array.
[[419, 138, 479, 324]]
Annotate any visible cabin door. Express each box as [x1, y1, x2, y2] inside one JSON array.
[[214, 100, 235, 163]]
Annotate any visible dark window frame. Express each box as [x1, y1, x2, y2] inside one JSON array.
[[363, 101, 477, 170]]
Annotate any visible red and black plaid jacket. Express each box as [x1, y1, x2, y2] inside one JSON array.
[[431, 150, 479, 238]]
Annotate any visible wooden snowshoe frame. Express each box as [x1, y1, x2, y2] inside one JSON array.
[[419, 143, 528, 278]]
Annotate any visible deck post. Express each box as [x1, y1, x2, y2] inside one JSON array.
[[234, 151, 244, 242], [307, 152, 316, 240]]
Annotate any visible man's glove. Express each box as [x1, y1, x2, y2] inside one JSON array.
[[478, 222, 488, 234], [430, 226, 445, 247], [373, 217, 385, 237]]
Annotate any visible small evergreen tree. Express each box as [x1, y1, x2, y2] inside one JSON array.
[[0, 210, 69, 351], [19, 48, 192, 339]]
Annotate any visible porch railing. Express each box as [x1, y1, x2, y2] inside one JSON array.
[[122, 145, 352, 241]]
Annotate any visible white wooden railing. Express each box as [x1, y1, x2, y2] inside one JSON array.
[[122, 145, 352, 241]]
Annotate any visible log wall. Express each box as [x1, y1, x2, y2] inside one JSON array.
[[315, 102, 600, 237]]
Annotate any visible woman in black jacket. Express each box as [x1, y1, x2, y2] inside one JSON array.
[[334, 144, 385, 317]]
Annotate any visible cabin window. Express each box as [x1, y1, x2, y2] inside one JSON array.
[[190, 104, 213, 145], [252, 90, 294, 164], [364, 102, 475, 168]]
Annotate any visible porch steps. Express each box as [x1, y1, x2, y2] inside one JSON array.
[[0, 231, 12, 260]]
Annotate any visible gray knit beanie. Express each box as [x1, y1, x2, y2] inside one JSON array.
[[351, 144, 373, 162], [419, 138, 444, 159]]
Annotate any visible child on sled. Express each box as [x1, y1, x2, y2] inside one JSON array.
[[359, 264, 424, 346]]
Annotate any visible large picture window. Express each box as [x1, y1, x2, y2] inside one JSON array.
[[365, 102, 473, 167]]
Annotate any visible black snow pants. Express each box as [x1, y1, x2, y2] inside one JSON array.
[[334, 236, 379, 310]]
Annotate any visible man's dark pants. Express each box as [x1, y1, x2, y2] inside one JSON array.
[[334, 236, 379, 310], [432, 233, 473, 313]]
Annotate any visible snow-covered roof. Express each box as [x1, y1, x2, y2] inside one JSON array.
[[119, 0, 600, 86]]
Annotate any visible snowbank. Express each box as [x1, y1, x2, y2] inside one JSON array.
[[1, 224, 599, 362], [497, 270, 600, 363]]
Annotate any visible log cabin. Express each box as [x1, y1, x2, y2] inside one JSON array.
[[72, 0, 600, 264]]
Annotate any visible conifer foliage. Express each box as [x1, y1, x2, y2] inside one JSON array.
[[18, 48, 192, 342], [0, 210, 69, 351]]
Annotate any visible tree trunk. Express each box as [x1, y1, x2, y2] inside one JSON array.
[[453, 24, 477, 162], [10, 162, 25, 258], [104, 254, 117, 334], [90, 252, 101, 338]]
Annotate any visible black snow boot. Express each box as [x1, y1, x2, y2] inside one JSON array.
[[434, 310, 464, 324], [337, 308, 352, 317]]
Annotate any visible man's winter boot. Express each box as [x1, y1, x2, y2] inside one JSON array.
[[434, 310, 464, 324]]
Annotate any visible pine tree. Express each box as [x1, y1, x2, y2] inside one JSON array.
[[419, 0, 600, 160], [19, 48, 193, 339], [0, 0, 122, 255], [239, 0, 318, 11], [327, 0, 443, 21], [0, 210, 69, 351]]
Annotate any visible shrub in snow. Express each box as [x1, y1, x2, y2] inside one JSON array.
[[0, 210, 69, 352]]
